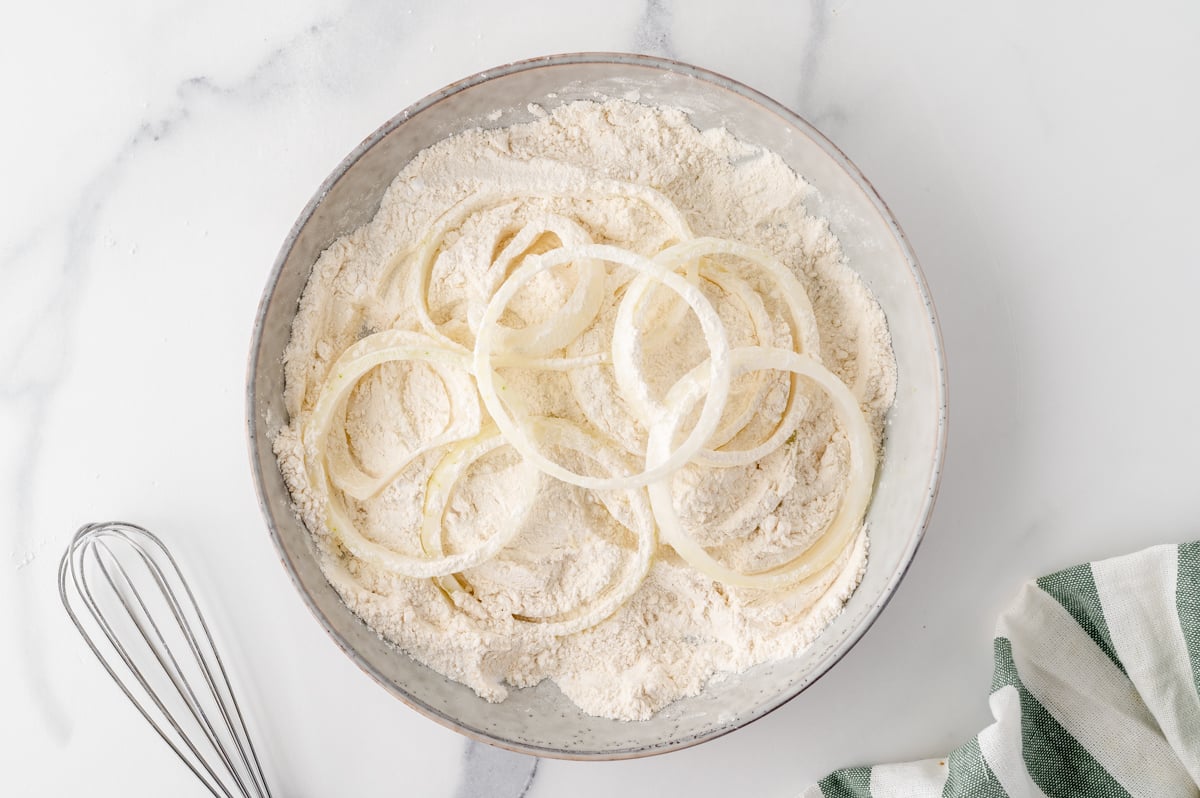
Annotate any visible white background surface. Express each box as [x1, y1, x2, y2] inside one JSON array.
[[3, 1, 1199, 796]]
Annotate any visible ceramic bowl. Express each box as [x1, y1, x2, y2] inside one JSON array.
[[247, 52, 947, 759]]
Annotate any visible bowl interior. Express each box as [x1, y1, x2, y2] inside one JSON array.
[[248, 55, 945, 759]]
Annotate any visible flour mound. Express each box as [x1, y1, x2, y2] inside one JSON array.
[[275, 99, 896, 721]]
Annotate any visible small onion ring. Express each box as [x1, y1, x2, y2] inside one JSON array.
[[614, 259, 780, 447], [612, 273, 672, 427], [654, 240, 823, 468], [388, 178, 693, 350], [685, 346, 809, 468], [474, 243, 731, 491], [415, 426, 541, 584], [565, 262, 763, 459], [646, 346, 875, 590], [318, 451, 536, 579], [696, 264, 780, 451], [491, 351, 610, 371], [305, 332, 538, 577], [427, 417, 657, 637], [325, 360, 482, 500], [483, 214, 606, 357], [305, 330, 480, 501], [629, 254, 701, 351], [657, 238, 822, 358]]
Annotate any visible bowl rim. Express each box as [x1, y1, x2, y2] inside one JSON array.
[[246, 51, 949, 760]]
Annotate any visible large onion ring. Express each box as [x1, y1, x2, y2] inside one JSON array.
[[303, 332, 538, 577], [388, 177, 693, 350], [413, 427, 541, 581], [657, 238, 822, 358], [474, 244, 731, 491], [482, 214, 606, 357], [425, 417, 657, 637], [305, 330, 480, 501], [646, 346, 875, 590]]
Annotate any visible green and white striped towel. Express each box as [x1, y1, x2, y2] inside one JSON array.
[[804, 541, 1200, 798]]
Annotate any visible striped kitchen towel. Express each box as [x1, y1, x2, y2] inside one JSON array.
[[805, 541, 1200, 798]]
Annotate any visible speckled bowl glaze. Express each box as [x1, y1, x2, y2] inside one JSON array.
[[247, 53, 947, 759]]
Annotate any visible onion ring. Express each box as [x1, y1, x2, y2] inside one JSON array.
[[474, 244, 731, 491], [696, 264, 780, 451], [426, 417, 656, 636], [482, 214, 606, 357], [305, 330, 480, 501], [646, 346, 875, 590], [385, 177, 693, 350], [657, 238, 822, 358], [412, 427, 541, 582]]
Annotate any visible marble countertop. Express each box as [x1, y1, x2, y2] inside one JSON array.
[[4, 1, 1198, 795]]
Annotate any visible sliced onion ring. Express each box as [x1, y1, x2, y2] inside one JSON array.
[[614, 258, 779, 443], [427, 417, 657, 637], [326, 362, 482, 501], [318, 449, 537, 579], [414, 427, 541, 583], [656, 238, 822, 359], [492, 350, 610, 371], [385, 177, 693, 350], [483, 214, 606, 357], [692, 343, 811, 470], [307, 331, 481, 501], [630, 253, 701, 351], [303, 332, 531, 578], [474, 243, 731, 491], [653, 240, 823, 467], [696, 264, 779, 451], [646, 347, 875, 590], [612, 272, 675, 426]]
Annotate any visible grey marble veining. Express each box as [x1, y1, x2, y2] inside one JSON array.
[[454, 742, 539, 798], [794, 0, 830, 114], [0, 2, 361, 772], [634, 0, 676, 59], [1, 4, 345, 561]]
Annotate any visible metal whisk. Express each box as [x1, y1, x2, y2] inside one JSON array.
[[59, 522, 272, 798]]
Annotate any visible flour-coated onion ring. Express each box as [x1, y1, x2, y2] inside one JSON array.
[[629, 253, 701, 351], [483, 214, 606, 357], [691, 344, 811, 469], [474, 244, 730, 491], [657, 238, 822, 358], [697, 264, 780, 451], [303, 332, 536, 577], [646, 347, 875, 589], [491, 351, 610, 371], [319, 449, 536, 579], [414, 427, 540, 585], [565, 262, 775, 459], [427, 417, 657, 636], [325, 362, 481, 501], [386, 177, 693, 350], [615, 259, 781, 447], [306, 330, 480, 501], [612, 273, 678, 427], [652, 240, 822, 467]]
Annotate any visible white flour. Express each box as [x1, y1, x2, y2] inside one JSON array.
[[275, 99, 896, 720]]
